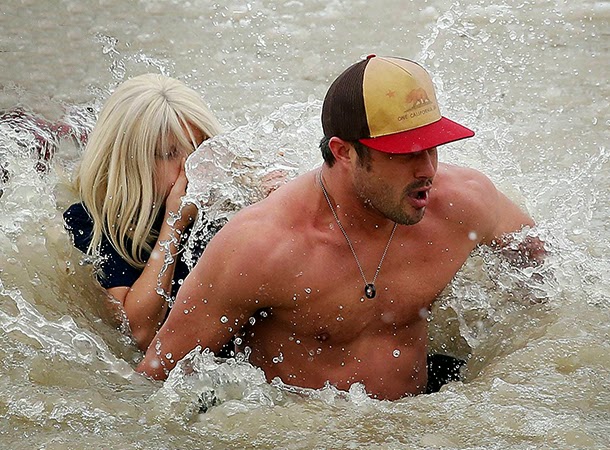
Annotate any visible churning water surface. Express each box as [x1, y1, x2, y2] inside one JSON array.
[[1, 0, 609, 449]]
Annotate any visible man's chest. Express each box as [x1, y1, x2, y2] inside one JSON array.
[[268, 233, 475, 340]]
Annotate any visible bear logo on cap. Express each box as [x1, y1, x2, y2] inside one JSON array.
[[405, 88, 431, 110]]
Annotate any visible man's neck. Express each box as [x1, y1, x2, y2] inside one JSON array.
[[317, 167, 396, 235]]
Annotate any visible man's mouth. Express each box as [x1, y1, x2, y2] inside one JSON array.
[[406, 186, 431, 209]]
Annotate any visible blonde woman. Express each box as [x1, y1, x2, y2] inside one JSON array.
[[64, 74, 223, 351]]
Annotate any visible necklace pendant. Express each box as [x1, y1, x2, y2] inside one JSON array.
[[318, 172, 396, 304]]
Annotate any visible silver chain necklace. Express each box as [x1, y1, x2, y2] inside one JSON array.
[[317, 171, 398, 299]]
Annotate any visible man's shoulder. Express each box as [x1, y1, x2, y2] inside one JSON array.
[[217, 202, 286, 249], [227, 171, 314, 228], [437, 163, 494, 189], [206, 173, 314, 258], [434, 163, 534, 245], [435, 163, 497, 203], [431, 163, 500, 228], [197, 183, 311, 304]]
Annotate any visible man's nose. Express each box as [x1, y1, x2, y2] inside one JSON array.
[[414, 148, 437, 179]]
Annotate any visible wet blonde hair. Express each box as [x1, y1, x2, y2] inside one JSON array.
[[75, 73, 222, 268]]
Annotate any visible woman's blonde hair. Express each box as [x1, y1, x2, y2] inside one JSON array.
[[75, 73, 222, 268]]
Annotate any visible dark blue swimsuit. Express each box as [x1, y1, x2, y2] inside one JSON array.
[[63, 202, 199, 296]]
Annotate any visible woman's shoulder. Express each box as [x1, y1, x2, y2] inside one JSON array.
[[63, 202, 94, 249], [63, 202, 91, 226], [63, 202, 143, 288]]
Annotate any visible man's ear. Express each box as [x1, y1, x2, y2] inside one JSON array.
[[328, 137, 353, 165]]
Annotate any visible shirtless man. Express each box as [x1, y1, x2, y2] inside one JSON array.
[[137, 55, 541, 400]]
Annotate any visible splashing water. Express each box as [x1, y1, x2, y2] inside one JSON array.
[[0, 0, 608, 448], [179, 99, 323, 267]]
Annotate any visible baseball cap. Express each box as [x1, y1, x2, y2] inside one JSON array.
[[321, 55, 474, 154]]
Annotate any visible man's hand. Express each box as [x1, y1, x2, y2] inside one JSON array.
[[493, 233, 546, 268]]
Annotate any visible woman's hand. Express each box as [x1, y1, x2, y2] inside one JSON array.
[[261, 169, 288, 197], [116, 159, 199, 351], [166, 159, 199, 231]]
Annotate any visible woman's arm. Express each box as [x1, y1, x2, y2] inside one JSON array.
[[110, 164, 197, 351]]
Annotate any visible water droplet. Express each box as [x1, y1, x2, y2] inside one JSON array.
[[381, 311, 395, 323], [393, 349, 401, 358], [220, 315, 229, 323], [468, 231, 478, 241], [304, 287, 312, 294]]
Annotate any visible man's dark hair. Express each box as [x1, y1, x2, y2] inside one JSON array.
[[319, 136, 372, 168]]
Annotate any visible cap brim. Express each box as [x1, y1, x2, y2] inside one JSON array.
[[359, 117, 474, 154]]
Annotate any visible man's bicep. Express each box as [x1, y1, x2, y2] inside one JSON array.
[[137, 247, 260, 380], [483, 190, 535, 244], [484, 190, 545, 267], [135, 274, 223, 380]]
